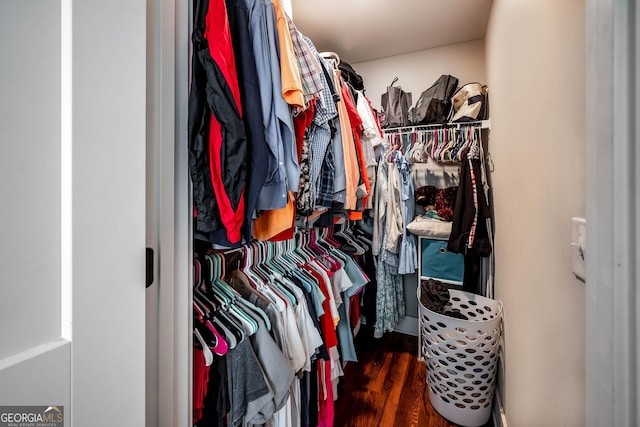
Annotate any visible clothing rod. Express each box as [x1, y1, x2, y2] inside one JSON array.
[[382, 119, 490, 134]]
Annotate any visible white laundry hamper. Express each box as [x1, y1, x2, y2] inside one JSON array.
[[418, 287, 503, 427]]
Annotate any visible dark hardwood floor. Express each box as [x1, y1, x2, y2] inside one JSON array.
[[334, 331, 494, 427]]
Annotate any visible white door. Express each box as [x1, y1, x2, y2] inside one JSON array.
[[0, 1, 146, 426]]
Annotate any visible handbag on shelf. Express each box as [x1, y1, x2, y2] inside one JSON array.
[[381, 77, 412, 128], [450, 82, 489, 122], [412, 74, 459, 125]]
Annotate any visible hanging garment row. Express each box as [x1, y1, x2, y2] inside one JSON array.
[[383, 123, 486, 163], [189, 0, 384, 248], [374, 123, 494, 298], [370, 148, 414, 337], [192, 227, 376, 427]]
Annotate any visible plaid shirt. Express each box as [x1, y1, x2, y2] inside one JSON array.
[[302, 35, 338, 127], [286, 15, 323, 107], [298, 35, 340, 206], [316, 139, 335, 208]]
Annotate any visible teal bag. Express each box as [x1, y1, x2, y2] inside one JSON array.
[[420, 238, 464, 284]]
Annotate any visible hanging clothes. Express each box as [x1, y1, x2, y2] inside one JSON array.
[[371, 157, 406, 338], [396, 154, 418, 275], [300, 38, 340, 213], [193, 230, 373, 426], [249, 0, 299, 212], [447, 156, 492, 294], [188, 0, 247, 244], [356, 91, 383, 210], [286, 16, 324, 108], [225, 0, 269, 241], [272, 0, 305, 112], [373, 254, 404, 339], [339, 83, 371, 219], [326, 58, 360, 211], [192, 0, 393, 244], [385, 158, 403, 254], [371, 158, 388, 257], [294, 102, 316, 217], [381, 124, 494, 297], [189, 0, 247, 243]]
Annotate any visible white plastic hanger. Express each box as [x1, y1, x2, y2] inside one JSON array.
[[320, 51, 340, 63], [194, 328, 214, 366]]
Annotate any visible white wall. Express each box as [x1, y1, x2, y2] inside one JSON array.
[[486, 1, 586, 426], [354, 39, 486, 111]]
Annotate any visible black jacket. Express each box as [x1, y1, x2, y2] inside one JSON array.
[[188, 0, 247, 241]]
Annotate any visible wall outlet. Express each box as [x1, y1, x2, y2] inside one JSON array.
[[571, 217, 586, 281]]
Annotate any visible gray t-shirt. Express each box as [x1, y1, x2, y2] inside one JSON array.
[[246, 316, 295, 424], [226, 339, 272, 427]]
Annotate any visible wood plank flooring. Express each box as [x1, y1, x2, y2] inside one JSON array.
[[334, 331, 494, 427]]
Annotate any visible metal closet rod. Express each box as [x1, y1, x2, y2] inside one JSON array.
[[382, 119, 491, 134]]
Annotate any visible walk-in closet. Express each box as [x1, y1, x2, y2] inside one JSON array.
[[181, 0, 558, 426], [3, 0, 635, 426], [152, 0, 597, 426]]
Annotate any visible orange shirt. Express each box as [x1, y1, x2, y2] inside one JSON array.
[[272, 0, 305, 111], [253, 192, 295, 241], [340, 80, 371, 219], [331, 67, 360, 210]]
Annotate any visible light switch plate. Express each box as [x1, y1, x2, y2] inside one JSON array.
[[571, 217, 586, 281]]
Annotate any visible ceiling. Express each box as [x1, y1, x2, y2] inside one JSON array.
[[292, 0, 494, 64]]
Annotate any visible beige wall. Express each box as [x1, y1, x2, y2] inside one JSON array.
[[486, 0, 586, 426], [352, 5, 587, 424], [353, 39, 487, 111]]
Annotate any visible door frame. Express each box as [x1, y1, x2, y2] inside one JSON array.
[[585, 0, 639, 425], [146, 0, 191, 426]]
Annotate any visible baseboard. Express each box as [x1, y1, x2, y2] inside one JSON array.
[[394, 315, 418, 336], [492, 388, 508, 427]]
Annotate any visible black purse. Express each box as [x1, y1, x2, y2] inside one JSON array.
[[412, 74, 459, 125], [381, 77, 412, 128]]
